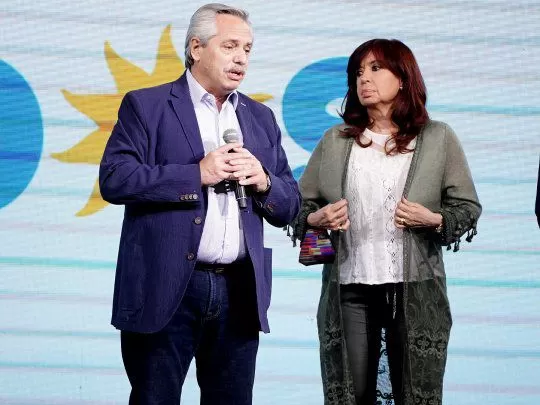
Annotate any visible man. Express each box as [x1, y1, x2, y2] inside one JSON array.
[[99, 4, 300, 404]]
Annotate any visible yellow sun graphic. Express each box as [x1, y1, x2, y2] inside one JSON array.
[[52, 26, 273, 216]]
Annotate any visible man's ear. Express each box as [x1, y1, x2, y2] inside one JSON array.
[[190, 37, 203, 62]]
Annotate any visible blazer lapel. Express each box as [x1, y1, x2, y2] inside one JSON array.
[[169, 74, 204, 159], [236, 95, 256, 150]]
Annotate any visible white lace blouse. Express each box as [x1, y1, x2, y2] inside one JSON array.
[[339, 128, 415, 285]]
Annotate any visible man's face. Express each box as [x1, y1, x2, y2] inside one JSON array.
[[190, 14, 253, 98]]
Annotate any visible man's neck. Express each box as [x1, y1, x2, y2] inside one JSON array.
[[189, 68, 230, 111]]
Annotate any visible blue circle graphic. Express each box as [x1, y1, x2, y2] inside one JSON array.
[[283, 57, 348, 157], [0, 60, 43, 209]]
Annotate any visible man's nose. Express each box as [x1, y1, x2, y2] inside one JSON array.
[[234, 51, 248, 64]]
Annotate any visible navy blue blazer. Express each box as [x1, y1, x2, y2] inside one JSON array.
[[99, 73, 300, 333]]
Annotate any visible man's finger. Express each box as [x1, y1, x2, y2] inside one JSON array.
[[228, 157, 254, 166], [231, 147, 253, 155], [216, 142, 243, 153]]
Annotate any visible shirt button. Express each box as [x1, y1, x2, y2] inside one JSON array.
[[187, 253, 195, 261], [194, 217, 202, 225]]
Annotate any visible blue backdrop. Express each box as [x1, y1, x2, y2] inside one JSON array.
[[1, 1, 539, 404]]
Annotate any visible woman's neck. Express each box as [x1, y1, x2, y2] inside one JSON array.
[[369, 119, 397, 134], [367, 107, 397, 134]]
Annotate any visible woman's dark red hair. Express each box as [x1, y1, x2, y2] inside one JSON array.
[[340, 39, 429, 154]]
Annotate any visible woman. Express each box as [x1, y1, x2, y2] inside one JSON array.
[[291, 39, 481, 405]]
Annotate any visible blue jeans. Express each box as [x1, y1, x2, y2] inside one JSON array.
[[121, 265, 260, 405]]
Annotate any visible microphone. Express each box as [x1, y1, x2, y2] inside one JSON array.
[[222, 128, 247, 209]]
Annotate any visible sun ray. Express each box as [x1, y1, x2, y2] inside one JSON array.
[[105, 42, 152, 93], [54, 26, 274, 216], [249, 93, 273, 103], [61, 90, 121, 130], [51, 128, 110, 164], [76, 180, 108, 217], [152, 25, 186, 83]]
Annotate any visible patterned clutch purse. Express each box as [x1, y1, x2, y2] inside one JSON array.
[[298, 228, 336, 266]]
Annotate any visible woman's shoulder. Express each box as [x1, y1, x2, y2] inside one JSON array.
[[422, 120, 459, 143], [319, 123, 351, 145]]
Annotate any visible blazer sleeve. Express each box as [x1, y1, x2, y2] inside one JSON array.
[[288, 134, 329, 245], [438, 124, 482, 249], [99, 92, 202, 205], [252, 109, 301, 227]]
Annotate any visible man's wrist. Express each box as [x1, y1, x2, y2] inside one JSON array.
[[259, 174, 271, 194]]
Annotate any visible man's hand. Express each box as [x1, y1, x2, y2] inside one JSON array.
[[307, 199, 350, 232], [228, 147, 269, 193], [199, 143, 242, 186], [395, 197, 442, 229]]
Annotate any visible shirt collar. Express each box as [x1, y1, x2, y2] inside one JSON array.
[[186, 69, 238, 110]]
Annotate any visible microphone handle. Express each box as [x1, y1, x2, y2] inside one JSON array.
[[235, 181, 248, 209]]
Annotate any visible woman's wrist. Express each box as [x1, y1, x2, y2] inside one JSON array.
[[433, 213, 444, 232]]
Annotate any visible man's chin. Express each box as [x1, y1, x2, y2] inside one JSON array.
[[223, 81, 242, 92]]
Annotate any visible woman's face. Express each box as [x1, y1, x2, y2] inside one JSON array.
[[356, 52, 401, 110]]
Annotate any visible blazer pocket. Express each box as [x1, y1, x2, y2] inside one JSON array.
[[117, 242, 146, 313]]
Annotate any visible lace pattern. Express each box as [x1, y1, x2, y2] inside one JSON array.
[[340, 140, 413, 285]]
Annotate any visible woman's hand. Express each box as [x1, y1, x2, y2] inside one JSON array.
[[307, 199, 350, 231], [395, 197, 442, 229]]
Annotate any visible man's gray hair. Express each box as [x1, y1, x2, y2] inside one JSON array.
[[184, 3, 251, 69]]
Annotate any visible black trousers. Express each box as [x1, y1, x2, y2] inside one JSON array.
[[340, 282, 405, 405]]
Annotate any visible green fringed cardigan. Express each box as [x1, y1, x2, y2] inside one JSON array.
[[290, 120, 482, 405]]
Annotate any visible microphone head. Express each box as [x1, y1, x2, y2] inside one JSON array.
[[223, 128, 239, 144]]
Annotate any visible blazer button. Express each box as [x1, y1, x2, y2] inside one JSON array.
[[187, 252, 195, 261], [194, 217, 202, 225], [179, 195, 185, 201], [192, 193, 199, 200]]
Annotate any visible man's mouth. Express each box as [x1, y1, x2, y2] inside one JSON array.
[[227, 69, 245, 80]]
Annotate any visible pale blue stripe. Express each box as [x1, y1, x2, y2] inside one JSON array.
[[35, 104, 540, 131], [0, 334, 538, 360], [1, 256, 539, 287], [15, 183, 537, 198], [428, 104, 540, 116]]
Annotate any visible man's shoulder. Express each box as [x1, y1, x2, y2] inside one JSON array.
[[237, 92, 274, 116], [126, 80, 176, 102]]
